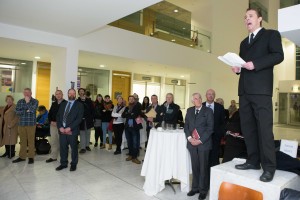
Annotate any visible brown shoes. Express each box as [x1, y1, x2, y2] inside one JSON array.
[[126, 156, 133, 161], [132, 158, 141, 164], [100, 145, 105, 149]]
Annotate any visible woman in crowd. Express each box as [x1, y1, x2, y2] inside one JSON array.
[[228, 100, 238, 118], [141, 96, 150, 113], [94, 94, 104, 147], [0, 95, 19, 158], [111, 96, 126, 155], [101, 95, 114, 150]]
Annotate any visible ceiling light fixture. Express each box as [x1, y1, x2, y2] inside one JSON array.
[[171, 39, 176, 42], [99, 64, 105, 68], [34, 56, 40, 59], [182, 27, 186, 30], [21, 63, 26, 65], [190, 44, 193, 47], [180, 75, 185, 78], [174, 9, 178, 13]]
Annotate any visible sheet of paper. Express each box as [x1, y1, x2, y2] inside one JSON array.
[[218, 52, 246, 68]]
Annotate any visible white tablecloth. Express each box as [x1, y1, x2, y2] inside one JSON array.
[[141, 129, 192, 196]]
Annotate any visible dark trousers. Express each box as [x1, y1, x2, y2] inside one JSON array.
[[209, 134, 221, 167], [239, 94, 276, 173], [188, 147, 210, 194], [125, 127, 140, 158], [60, 133, 78, 167], [145, 127, 151, 148], [94, 126, 103, 144], [4, 145, 15, 156], [113, 123, 124, 151]]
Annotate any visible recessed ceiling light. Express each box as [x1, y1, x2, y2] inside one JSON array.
[[182, 27, 186, 30], [21, 62, 26, 65], [171, 39, 176, 42], [180, 75, 185, 78], [174, 9, 178, 13], [190, 44, 193, 47], [34, 56, 40, 59], [99, 64, 105, 68]]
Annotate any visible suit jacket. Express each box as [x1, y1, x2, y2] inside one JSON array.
[[184, 106, 214, 151], [77, 97, 94, 130], [203, 102, 225, 140], [56, 101, 84, 136], [161, 102, 180, 125], [0, 104, 19, 146], [238, 28, 284, 96]]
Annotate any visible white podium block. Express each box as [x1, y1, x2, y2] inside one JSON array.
[[209, 159, 300, 200]]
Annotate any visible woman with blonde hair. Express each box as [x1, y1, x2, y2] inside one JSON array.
[[0, 95, 19, 158]]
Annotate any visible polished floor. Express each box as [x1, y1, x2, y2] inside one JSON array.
[[0, 125, 299, 200]]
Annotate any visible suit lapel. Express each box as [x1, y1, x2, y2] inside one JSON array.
[[248, 28, 265, 48]]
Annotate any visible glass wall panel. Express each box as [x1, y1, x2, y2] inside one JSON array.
[[77, 67, 109, 101], [289, 93, 300, 125]]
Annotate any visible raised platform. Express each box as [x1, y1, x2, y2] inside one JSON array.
[[210, 158, 300, 200]]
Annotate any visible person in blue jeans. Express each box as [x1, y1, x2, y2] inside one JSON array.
[[122, 95, 142, 164], [100, 95, 114, 150]]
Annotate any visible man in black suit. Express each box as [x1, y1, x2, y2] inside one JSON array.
[[144, 94, 162, 148], [203, 89, 225, 167], [56, 89, 84, 172], [185, 92, 214, 200], [232, 8, 284, 182]]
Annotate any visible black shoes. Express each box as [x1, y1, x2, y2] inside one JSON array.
[[56, 165, 67, 171], [94, 142, 98, 147], [187, 190, 199, 196], [28, 158, 34, 164], [199, 193, 207, 200], [70, 165, 77, 171], [46, 158, 57, 163], [12, 157, 25, 163], [260, 171, 274, 182], [0, 152, 7, 157], [235, 163, 261, 170], [114, 150, 121, 155], [86, 146, 91, 151], [79, 149, 86, 153]]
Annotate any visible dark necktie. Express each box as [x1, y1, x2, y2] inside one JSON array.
[[63, 102, 71, 124], [195, 109, 200, 116], [249, 33, 254, 44]]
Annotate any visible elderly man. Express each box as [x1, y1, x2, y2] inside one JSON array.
[[185, 93, 214, 200], [13, 88, 38, 164], [162, 93, 180, 128]]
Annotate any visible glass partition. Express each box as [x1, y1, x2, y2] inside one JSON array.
[[77, 67, 110, 101], [0, 58, 33, 107]]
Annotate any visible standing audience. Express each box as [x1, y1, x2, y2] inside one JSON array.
[[111, 96, 126, 155], [94, 94, 104, 147], [13, 88, 38, 164], [101, 95, 114, 150], [77, 88, 94, 153], [122, 95, 142, 164], [0, 95, 19, 159], [46, 90, 66, 163], [56, 88, 84, 171], [185, 93, 214, 200], [203, 89, 225, 167]]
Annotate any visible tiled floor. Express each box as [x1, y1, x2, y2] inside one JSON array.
[[0, 125, 298, 200]]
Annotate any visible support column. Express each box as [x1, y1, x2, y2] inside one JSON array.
[[50, 46, 79, 100]]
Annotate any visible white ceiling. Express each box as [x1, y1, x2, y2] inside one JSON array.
[[0, 0, 161, 37]]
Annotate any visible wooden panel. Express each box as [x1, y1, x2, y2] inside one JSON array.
[[36, 62, 51, 109], [111, 70, 131, 105]]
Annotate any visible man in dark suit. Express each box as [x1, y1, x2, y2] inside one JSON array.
[[203, 89, 225, 167], [232, 8, 284, 182], [144, 94, 162, 148], [185, 92, 214, 200], [56, 89, 84, 172]]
